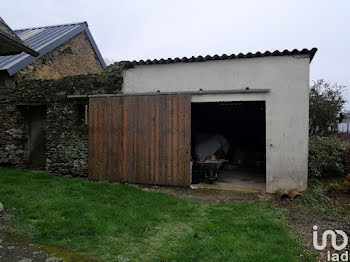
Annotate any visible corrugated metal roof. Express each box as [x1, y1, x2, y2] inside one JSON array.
[[0, 22, 106, 75], [128, 48, 317, 66], [0, 17, 39, 57]]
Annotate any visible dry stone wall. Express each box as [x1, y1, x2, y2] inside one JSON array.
[[0, 62, 129, 176]]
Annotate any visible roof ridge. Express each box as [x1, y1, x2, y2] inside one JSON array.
[[127, 48, 318, 66], [13, 21, 87, 32], [0, 20, 106, 74]]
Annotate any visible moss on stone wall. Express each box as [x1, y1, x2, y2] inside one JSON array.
[[15, 61, 128, 101], [1, 62, 129, 176]]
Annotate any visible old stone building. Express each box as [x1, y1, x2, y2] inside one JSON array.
[[0, 22, 107, 171], [15, 30, 105, 80], [0, 22, 105, 79], [5, 64, 125, 176]]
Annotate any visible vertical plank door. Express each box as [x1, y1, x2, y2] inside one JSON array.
[[88, 94, 191, 186]]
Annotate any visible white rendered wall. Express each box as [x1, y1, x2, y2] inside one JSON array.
[[123, 55, 310, 192]]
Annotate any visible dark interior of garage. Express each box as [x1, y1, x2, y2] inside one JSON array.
[[191, 101, 266, 191]]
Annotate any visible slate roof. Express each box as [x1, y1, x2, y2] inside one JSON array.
[[0, 17, 39, 57], [128, 48, 317, 66], [0, 22, 106, 75]]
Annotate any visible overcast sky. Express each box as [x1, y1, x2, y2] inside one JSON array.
[[3, 0, 350, 108]]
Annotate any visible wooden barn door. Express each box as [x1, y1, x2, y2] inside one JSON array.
[[88, 95, 191, 186], [21, 106, 47, 169]]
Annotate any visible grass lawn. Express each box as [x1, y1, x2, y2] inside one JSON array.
[[0, 168, 313, 261]]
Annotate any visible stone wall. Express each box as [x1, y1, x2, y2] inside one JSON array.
[[14, 31, 104, 80], [45, 101, 88, 177], [0, 62, 128, 176], [0, 71, 25, 166]]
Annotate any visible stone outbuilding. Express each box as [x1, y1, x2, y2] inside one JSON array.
[[0, 21, 107, 170], [0, 21, 105, 80]]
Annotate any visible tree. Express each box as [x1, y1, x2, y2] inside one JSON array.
[[309, 79, 346, 136], [104, 57, 117, 66]]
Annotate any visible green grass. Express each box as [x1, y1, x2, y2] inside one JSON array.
[[0, 168, 313, 262]]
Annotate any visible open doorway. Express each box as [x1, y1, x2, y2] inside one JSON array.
[[191, 101, 266, 192]]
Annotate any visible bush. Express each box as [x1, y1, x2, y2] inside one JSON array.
[[309, 136, 350, 177], [309, 79, 346, 136], [302, 180, 330, 210]]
